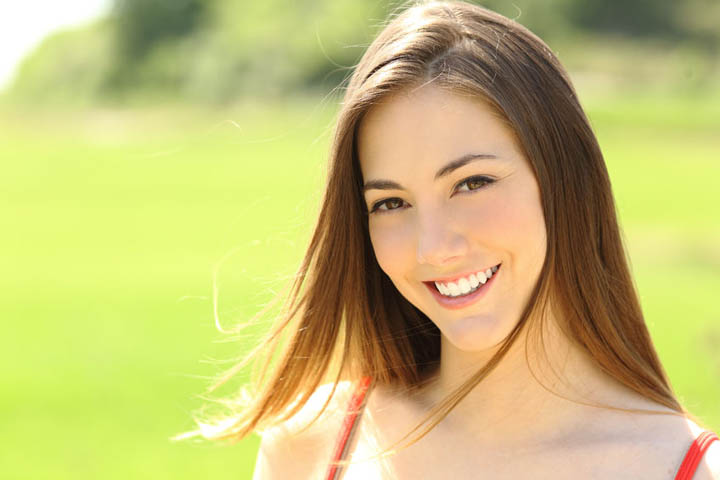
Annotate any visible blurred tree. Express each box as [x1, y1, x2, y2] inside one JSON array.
[[178, 0, 395, 103], [3, 0, 718, 106], [471, 0, 575, 41], [4, 21, 113, 105], [102, 0, 211, 98], [677, 0, 720, 52], [113, 0, 208, 60], [565, 0, 679, 37]]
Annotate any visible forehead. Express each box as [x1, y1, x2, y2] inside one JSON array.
[[356, 85, 521, 176]]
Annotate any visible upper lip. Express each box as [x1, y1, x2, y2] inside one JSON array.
[[424, 263, 500, 284]]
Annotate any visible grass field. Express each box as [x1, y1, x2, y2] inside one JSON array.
[[2, 92, 719, 479]]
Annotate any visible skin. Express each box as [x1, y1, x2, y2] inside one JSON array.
[[359, 83, 546, 359], [252, 84, 720, 479], [357, 84, 708, 477], [354, 82, 634, 446]]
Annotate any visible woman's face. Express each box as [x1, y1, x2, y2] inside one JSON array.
[[357, 85, 547, 352]]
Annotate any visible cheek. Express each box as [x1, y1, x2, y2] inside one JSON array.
[[460, 187, 547, 262], [368, 219, 414, 278]]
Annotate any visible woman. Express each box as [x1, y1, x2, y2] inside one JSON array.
[[185, 1, 719, 478]]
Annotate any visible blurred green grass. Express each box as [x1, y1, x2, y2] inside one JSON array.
[[1, 94, 719, 479]]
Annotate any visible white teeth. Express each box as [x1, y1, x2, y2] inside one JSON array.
[[447, 282, 461, 296], [433, 264, 500, 298]]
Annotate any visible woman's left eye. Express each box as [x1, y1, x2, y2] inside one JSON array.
[[455, 175, 494, 193]]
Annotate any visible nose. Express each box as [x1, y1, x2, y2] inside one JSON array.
[[416, 210, 469, 266]]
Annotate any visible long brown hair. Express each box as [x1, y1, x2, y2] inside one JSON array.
[[178, 0, 688, 445]]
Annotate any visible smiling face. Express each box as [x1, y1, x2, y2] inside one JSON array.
[[357, 85, 547, 352]]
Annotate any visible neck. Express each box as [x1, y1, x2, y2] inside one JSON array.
[[418, 314, 648, 450]]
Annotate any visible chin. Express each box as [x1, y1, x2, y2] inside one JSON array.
[[440, 313, 512, 352]]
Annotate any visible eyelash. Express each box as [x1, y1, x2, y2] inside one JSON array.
[[368, 175, 495, 214]]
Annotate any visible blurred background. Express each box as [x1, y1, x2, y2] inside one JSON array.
[[1, 0, 718, 478]]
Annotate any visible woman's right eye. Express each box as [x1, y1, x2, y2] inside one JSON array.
[[370, 198, 407, 213]]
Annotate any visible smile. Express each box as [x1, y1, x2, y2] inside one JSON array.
[[423, 264, 501, 310], [432, 265, 499, 297]]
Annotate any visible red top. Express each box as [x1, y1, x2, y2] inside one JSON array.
[[324, 376, 373, 480], [325, 377, 718, 480], [675, 430, 719, 480]]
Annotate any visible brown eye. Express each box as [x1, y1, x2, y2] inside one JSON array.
[[455, 175, 494, 193], [371, 197, 407, 213]]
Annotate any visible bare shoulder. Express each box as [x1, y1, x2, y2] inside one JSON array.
[[605, 412, 720, 479], [680, 417, 720, 480], [252, 381, 356, 480], [699, 439, 720, 479]]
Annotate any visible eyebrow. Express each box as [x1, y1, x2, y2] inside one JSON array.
[[362, 153, 498, 193]]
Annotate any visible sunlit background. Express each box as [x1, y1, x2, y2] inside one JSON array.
[[2, 1, 719, 478]]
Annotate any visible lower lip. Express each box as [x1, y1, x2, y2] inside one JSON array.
[[424, 264, 501, 310]]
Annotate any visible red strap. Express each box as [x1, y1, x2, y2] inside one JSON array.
[[325, 388, 715, 480], [675, 430, 719, 480], [324, 376, 373, 480]]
